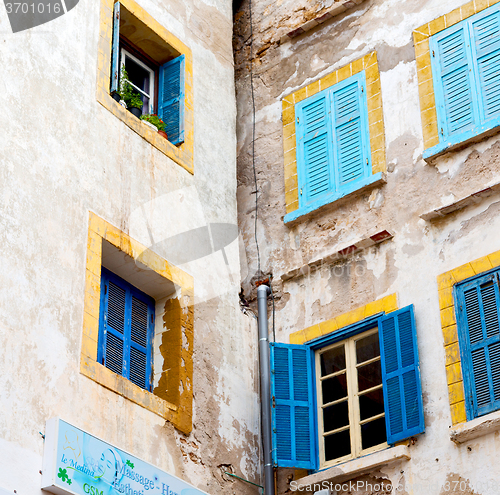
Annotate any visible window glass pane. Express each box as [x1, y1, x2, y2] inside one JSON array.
[[359, 387, 385, 421], [125, 55, 150, 94], [361, 416, 386, 450], [323, 400, 349, 432], [324, 430, 351, 461], [321, 345, 346, 376], [357, 359, 382, 392], [356, 331, 380, 364], [321, 372, 347, 404]]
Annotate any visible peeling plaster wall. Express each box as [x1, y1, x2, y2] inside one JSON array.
[[234, 0, 500, 494], [0, 0, 260, 494]]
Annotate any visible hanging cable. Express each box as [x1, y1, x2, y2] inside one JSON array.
[[248, 0, 261, 278], [269, 276, 276, 343]]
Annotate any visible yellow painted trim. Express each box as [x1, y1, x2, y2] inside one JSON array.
[[413, 0, 500, 152], [437, 247, 500, 426], [81, 212, 194, 433], [289, 293, 398, 345], [282, 52, 386, 215], [96, 0, 194, 174]]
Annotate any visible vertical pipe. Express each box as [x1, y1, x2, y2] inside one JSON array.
[[257, 285, 275, 495]]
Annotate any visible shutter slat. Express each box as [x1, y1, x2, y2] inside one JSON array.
[[158, 55, 185, 145], [379, 305, 424, 444], [270, 343, 316, 470], [99, 268, 154, 392], [129, 347, 147, 388], [459, 273, 500, 417], [299, 95, 332, 201], [107, 282, 126, 334], [471, 7, 500, 122], [435, 26, 477, 135], [332, 80, 366, 187], [105, 332, 124, 376], [131, 297, 148, 347]]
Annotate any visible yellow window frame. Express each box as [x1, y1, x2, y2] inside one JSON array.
[[413, 0, 500, 157], [82, 212, 195, 434], [282, 52, 387, 217], [96, 0, 194, 174]]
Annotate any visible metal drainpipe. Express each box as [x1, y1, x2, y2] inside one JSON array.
[[257, 285, 275, 495]]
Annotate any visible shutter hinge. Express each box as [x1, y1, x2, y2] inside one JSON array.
[[441, 128, 444, 135], [116, 11, 119, 19], [105, 285, 107, 295], [300, 188, 303, 196], [273, 428, 276, 433], [272, 396, 276, 408], [432, 50, 435, 57], [296, 117, 299, 123], [366, 158, 369, 165], [151, 314, 154, 324], [361, 85, 364, 92]]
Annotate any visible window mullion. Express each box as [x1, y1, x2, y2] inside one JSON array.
[[346, 338, 360, 458], [315, 349, 326, 467]]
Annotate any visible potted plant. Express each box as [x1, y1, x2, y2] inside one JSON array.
[[119, 67, 143, 117], [140, 114, 168, 139]]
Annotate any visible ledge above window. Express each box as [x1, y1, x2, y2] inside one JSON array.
[[284, 172, 385, 224], [292, 446, 410, 490]]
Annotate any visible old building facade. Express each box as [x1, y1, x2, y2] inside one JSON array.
[[234, 0, 500, 494], [0, 0, 260, 494]]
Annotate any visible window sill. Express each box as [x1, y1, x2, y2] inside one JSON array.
[[450, 410, 500, 444], [284, 173, 385, 224], [423, 119, 500, 162], [293, 446, 410, 489], [96, 90, 193, 174]]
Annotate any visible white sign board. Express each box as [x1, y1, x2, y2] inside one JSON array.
[[41, 418, 208, 495]]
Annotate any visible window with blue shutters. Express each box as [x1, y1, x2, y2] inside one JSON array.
[[455, 268, 500, 419], [270, 305, 424, 470], [98, 268, 155, 392], [427, 3, 500, 158], [295, 71, 371, 211], [110, 2, 185, 145]]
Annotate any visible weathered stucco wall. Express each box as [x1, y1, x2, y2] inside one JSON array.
[[234, 0, 500, 493], [0, 0, 261, 493]]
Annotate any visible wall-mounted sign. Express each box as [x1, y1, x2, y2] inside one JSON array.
[[41, 418, 208, 495]]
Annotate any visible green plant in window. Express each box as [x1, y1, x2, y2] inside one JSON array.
[[140, 114, 166, 132], [119, 67, 144, 109]]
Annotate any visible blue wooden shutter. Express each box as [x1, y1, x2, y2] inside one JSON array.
[[99, 269, 154, 391], [331, 75, 370, 189], [431, 23, 478, 137], [456, 271, 500, 418], [378, 305, 424, 444], [158, 54, 185, 145], [110, 2, 120, 94], [270, 343, 317, 470], [470, 6, 500, 121], [296, 92, 334, 205]]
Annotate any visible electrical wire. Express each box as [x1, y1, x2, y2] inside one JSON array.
[[269, 277, 276, 343], [248, 0, 261, 278]]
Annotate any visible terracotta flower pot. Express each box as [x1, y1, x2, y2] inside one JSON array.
[[158, 130, 168, 139]]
